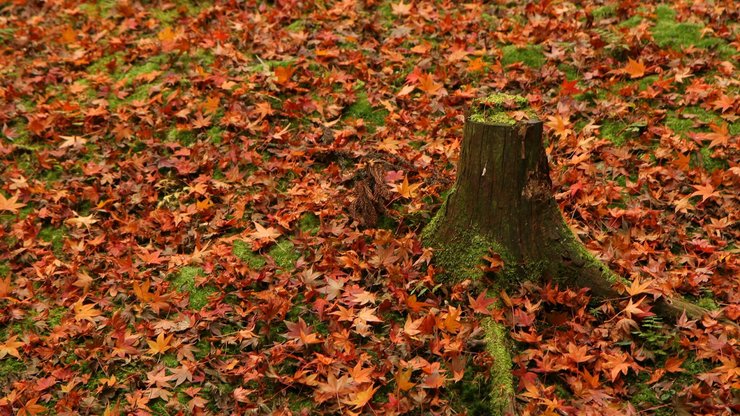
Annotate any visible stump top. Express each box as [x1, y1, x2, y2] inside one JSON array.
[[468, 93, 538, 126]]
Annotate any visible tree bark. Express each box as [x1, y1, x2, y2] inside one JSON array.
[[423, 104, 720, 415]]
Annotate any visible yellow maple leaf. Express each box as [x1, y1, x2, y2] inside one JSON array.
[[343, 384, 378, 409], [0, 335, 23, 359], [147, 332, 174, 355], [0, 193, 25, 213], [158, 26, 175, 43]]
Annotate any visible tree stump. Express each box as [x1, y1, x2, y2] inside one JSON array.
[[422, 93, 714, 415]]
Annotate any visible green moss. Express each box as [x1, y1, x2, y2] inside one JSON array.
[[38, 226, 67, 257], [666, 115, 693, 136], [0, 28, 16, 42], [554, 218, 622, 285], [631, 376, 661, 408], [268, 239, 300, 270], [468, 93, 536, 125], [422, 190, 514, 284], [285, 19, 306, 32], [696, 297, 719, 311], [377, 1, 394, 28], [47, 307, 67, 328], [162, 353, 179, 368], [171, 267, 217, 310], [149, 399, 170, 416], [558, 64, 579, 81], [699, 147, 726, 172], [233, 240, 267, 269], [666, 106, 724, 137], [666, 107, 738, 146], [166, 127, 196, 146], [151, 9, 179, 25], [0, 359, 26, 384], [117, 55, 168, 85], [345, 91, 388, 130], [206, 126, 223, 144], [600, 120, 630, 146], [501, 44, 545, 68], [298, 212, 320, 235], [285, 392, 314, 412], [637, 74, 659, 91], [109, 83, 153, 110], [86, 51, 126, 74], [651, 5, 728, 55], [194, 339, 211, 360], [482, 318, 514, 414], [0, 263, 9, 276], [619, 15, 644, 28]]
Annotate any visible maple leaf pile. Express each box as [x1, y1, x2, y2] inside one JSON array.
[[0, 1, 738, 415]]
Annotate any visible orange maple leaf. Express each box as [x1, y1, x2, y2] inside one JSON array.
[[17, 398, 46, 416], [395, 368, 415, 391], [690, 183, 721, 203], [546, 114, 572, 139], [73, 299, 102, 322], [625, 275, 653, 297], [664, 356, 686, 373], [0, 276, 11, 299], [711, 94, 734, 113], [623, 58, 646, 79], [467, 57, 487, 72], [393, 176, 421, 198], [417, 73, 442, 96], [274, 65, 295, 84], [0, 193, 25, 213], [202, 95, 220, 114], [565, 343, 595, 364]]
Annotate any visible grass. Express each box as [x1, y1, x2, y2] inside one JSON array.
[[501, 44, 545, 68]]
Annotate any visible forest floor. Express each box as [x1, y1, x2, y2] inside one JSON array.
[[0, 1, 738, 415]]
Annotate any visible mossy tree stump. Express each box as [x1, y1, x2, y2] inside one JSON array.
[[423, 93, 714, 415]]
